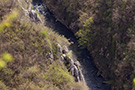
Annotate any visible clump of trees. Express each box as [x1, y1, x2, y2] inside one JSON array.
[[76, 0, 135, 90]]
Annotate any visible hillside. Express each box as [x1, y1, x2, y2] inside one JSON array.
[[44, 0, 135, 90], [0, 0, 88, 90]]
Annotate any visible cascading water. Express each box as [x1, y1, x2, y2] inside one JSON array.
[[32, 1, 111, 90]]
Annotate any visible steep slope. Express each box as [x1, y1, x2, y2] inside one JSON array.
[[0, 0, 88, 90], [43, 0, 135, 90]]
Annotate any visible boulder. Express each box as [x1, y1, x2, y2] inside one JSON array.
[[62, 46, 69, 54], [60, 55, 64, 61], [62, 54, 68, 60], [78, 68, 85, 82], [57, 43, 62, 53], [74, 65, 80, 82], [69, 59, 74, 68], [60, 50, 84, 83], [47, 50, 54, 62], [74, 61, 81, 68]]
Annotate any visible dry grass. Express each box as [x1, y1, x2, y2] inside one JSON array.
[[0, 0, 88, 90]]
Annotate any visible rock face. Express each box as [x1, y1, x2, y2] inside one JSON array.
[[29, 10, 41, 22], [57, 44, 84, 82], [18, 0, 42, 23], [62, 45, 69, 54], [57, 43, 63, 53]]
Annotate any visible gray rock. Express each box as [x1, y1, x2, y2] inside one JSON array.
[[47, 50, 54, 62], [57, 43, 62, 53], [74, 61, 81, 68], [62, 46, 69, 54], [71, 66, 75, 76], [60, 51, 84, 83], [29, 10, 41, 22], [60, 55, 64, 61], [78, 68, 85, 82], [74, 65, 80, 82], [62, 54, 68, 60], [69, 59, 74, 67], [69, 59, 75, 76], [69, 59, 83, 82]]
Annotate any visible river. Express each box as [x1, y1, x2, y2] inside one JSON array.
[[32, 0, 111, 90]]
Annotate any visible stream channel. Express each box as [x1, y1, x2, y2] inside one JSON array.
[[32, 0, 111, 90]]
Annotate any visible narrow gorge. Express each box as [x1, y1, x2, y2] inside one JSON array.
[[32, 0, 110, 90], [0, 0, 135, 90]]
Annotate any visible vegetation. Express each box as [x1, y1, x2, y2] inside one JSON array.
[[45, 0, 135, 90], [0, 0, 88, 90]]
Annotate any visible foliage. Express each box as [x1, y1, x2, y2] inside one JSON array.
[[0, 9, 18, 32], [2, 53, 13, 62], [0, 81, 9, 90], [0, 0, 87, 90], [45, 0, 135, 90], [0, 59, 6, 69], [0, 53, 13, 69], [46, 62, 74, 89], [76, 17, 94, 48]]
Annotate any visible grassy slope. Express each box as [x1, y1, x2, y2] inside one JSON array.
[[45, 0, 135, 90], [0, 0, 88, 90]]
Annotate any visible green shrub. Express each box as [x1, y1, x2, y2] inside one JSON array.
[[0, 9, 18, 32], [0, 81, 9, 90], [76, 17, 94, 48], [47, 62, 74, 88]]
